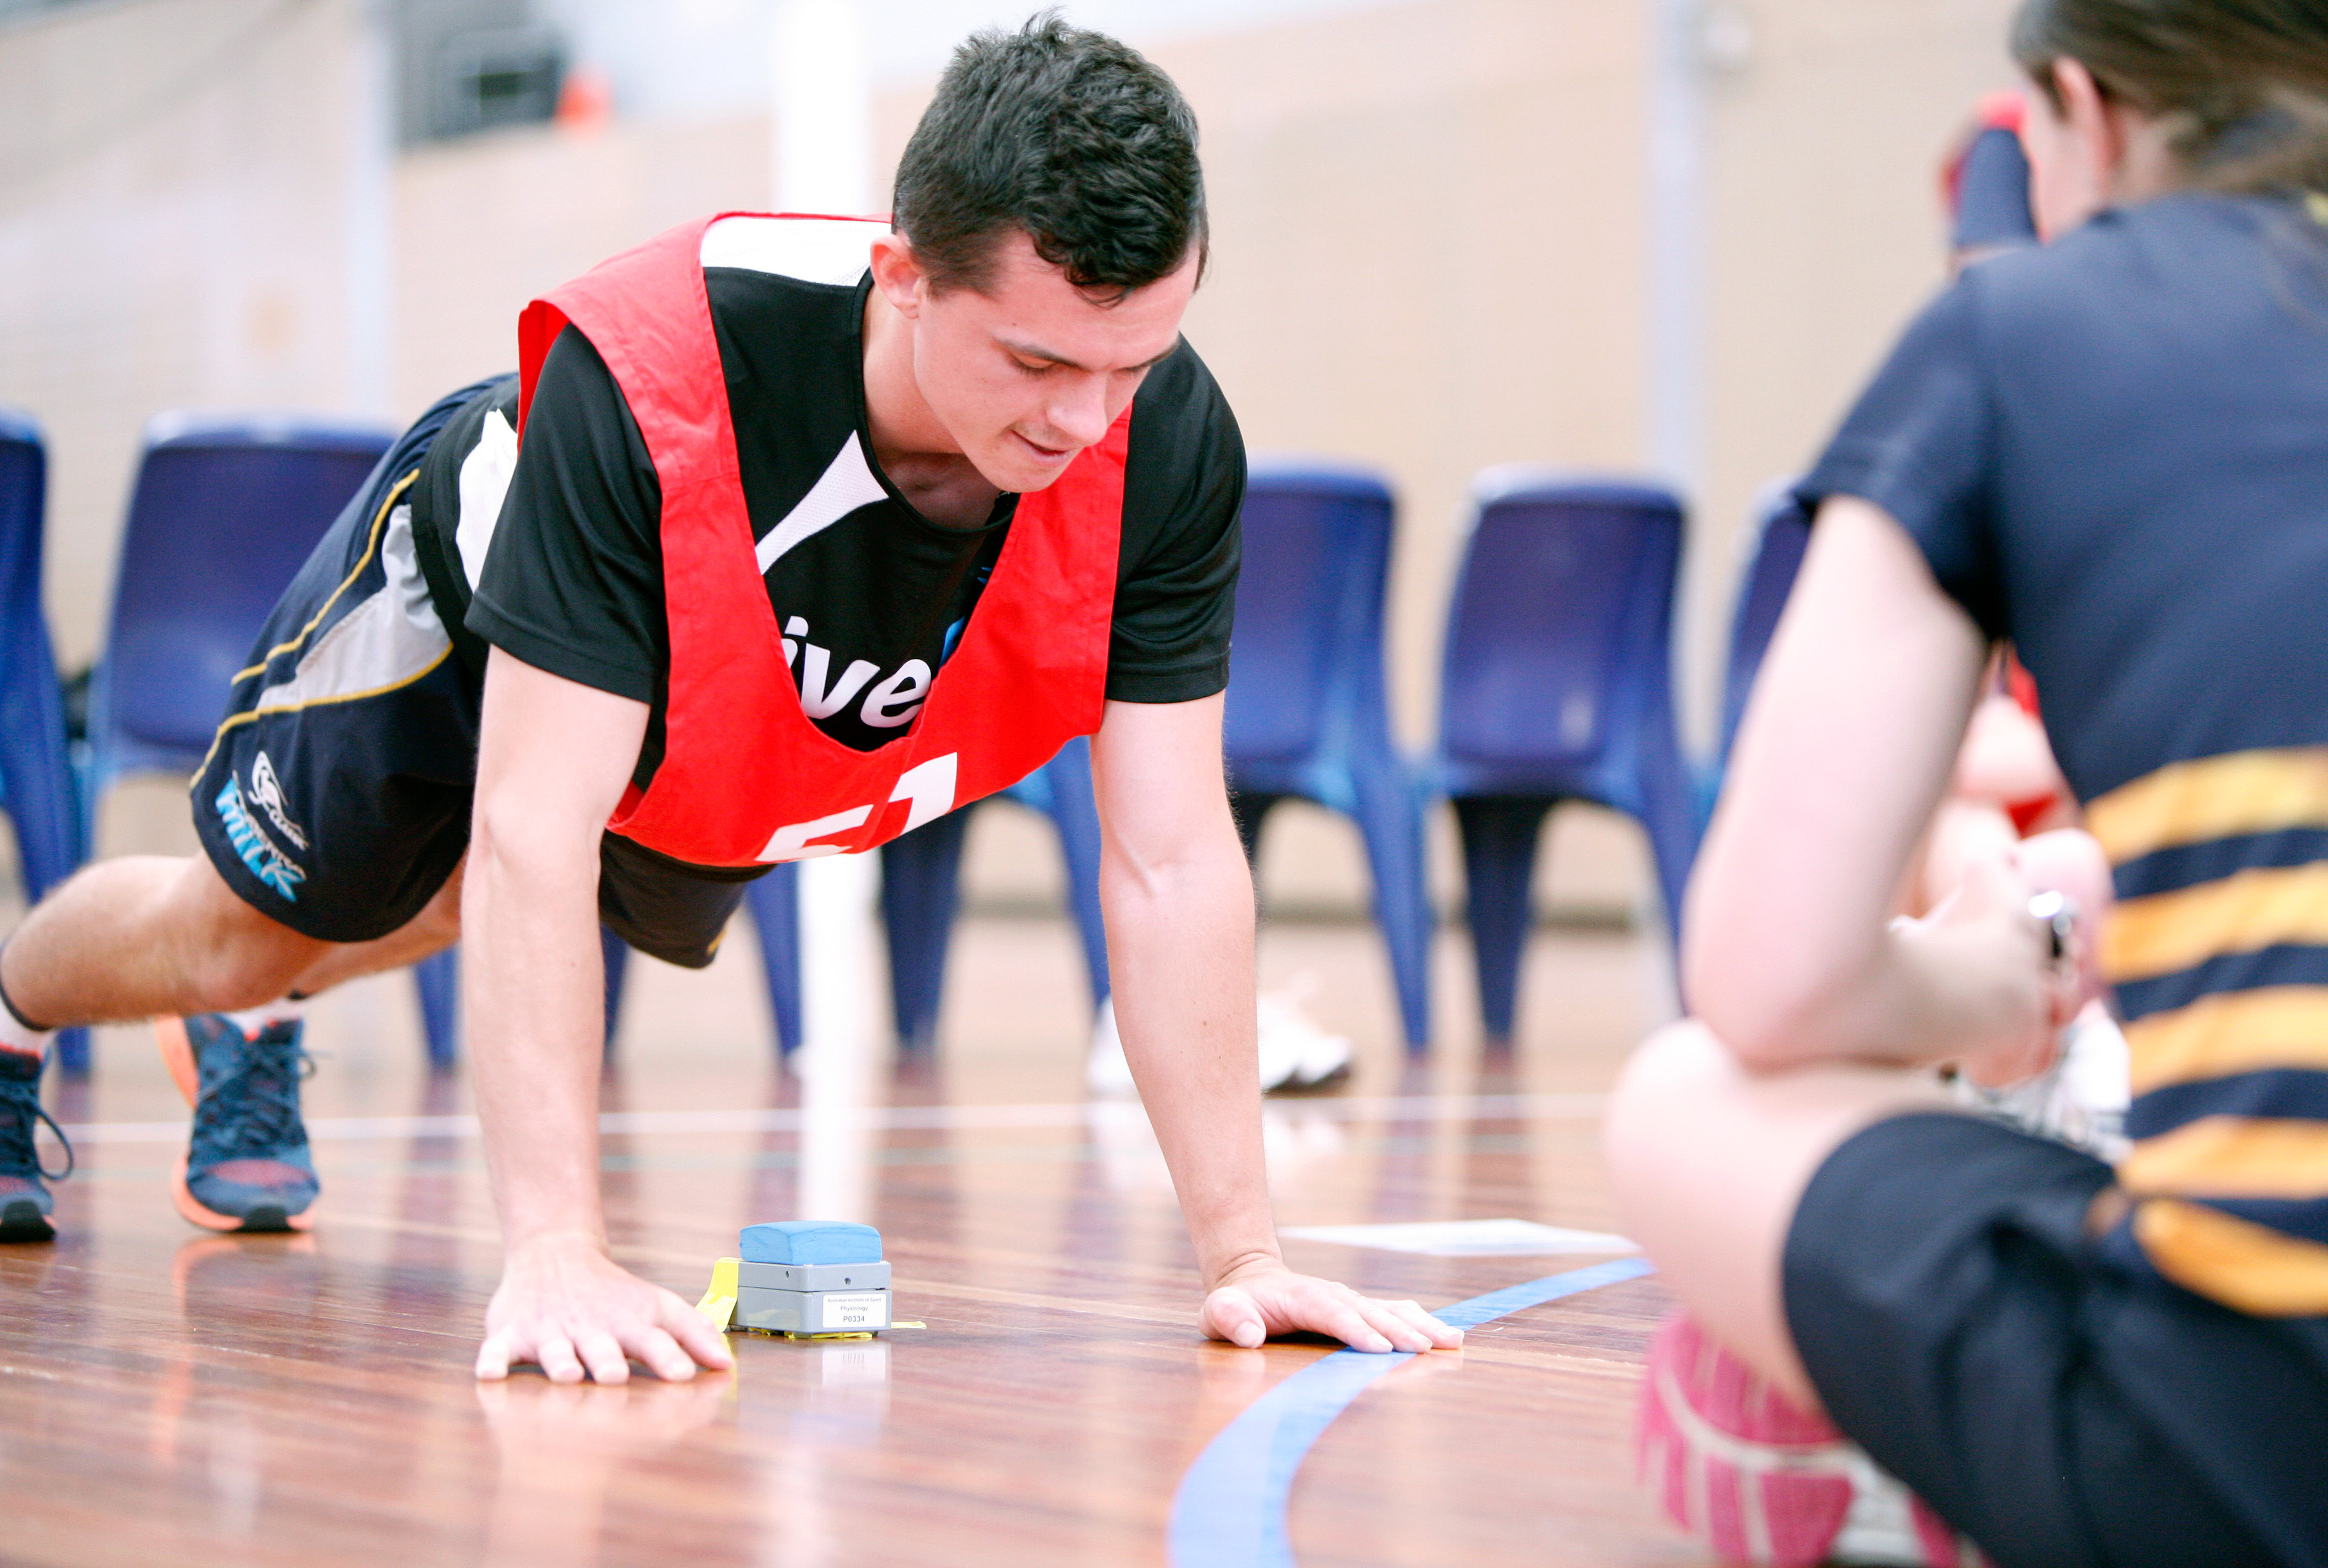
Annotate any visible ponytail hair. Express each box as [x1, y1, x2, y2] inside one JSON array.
[[2011, 0, 2328, 194]]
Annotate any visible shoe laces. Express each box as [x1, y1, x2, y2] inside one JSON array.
[[191, 1021, 312, 1166], [0, 1076, 73, 1183]]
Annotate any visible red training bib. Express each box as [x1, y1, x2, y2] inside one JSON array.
[[517, 213, 1124, 866]]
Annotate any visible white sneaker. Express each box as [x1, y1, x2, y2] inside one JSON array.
[[1257, 979, 1352, 1094], [1086, 997, 1136, 1097], [1086, 985, 1356, 1097]]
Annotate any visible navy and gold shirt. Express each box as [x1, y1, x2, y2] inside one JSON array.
[[1802, 191, 2328, 1320]]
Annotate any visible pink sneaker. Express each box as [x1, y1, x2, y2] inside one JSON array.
[[1639, 1312, 1987, 1567]]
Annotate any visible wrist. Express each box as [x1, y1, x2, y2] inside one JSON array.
[[505, 1226, 607, 1258], [1200, 1244, 1285, 1293]]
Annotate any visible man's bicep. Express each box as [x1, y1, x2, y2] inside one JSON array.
[[1090, 694, 1231, 858], [475, 647, 650, 843]]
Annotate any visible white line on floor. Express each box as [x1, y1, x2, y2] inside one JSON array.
[[56, 1092, 1606, 1145]]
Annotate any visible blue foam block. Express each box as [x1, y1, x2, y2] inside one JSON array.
[[740, 1220, 883, 1265]]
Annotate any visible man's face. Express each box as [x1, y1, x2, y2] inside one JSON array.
[[890, 231, 1197, 493]]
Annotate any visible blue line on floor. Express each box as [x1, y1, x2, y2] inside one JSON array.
[[1166, 1256, 1657, 1568]]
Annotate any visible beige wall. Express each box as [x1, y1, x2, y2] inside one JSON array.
[[1689, 0, 2020, 714], [395, 112, 772, 409], [1, 0, 2028, 916], [0, 0, 378, 673]]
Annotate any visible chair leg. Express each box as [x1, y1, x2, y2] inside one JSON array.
[[1349, 764, 1435, 1054], [1453, 796, 1554, 1047], [600, 927, 629, 1062], [1036, 739, 1111, 1012], [1227, 789, 1283, 866], [745, 864, 802, 1059], [0, 630, 81, 901], [879, 808, 973, 1055], [1638, 742, 1704, 955], [51, 1027, 89, 1078], [413, 948, 458, 1071]]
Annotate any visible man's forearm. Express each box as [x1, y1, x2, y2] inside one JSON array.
[[464, 813, 614, 1250], [1103, 831, 1276, 1287]]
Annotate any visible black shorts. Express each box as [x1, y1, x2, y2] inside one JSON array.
[[191, 379, 761, 964], [1784, 1112, 2328, 1568]]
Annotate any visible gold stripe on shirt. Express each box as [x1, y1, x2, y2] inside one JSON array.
[[2134, 1197, 2328, 1316], [2125, 986, 2328, 1095], [2120, 1116, 2328, 1201], [2102, 863, 2328, 984], [2085, 747, 2328, 864]]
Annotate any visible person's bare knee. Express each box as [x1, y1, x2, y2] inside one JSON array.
[[1605, 1021, 1950, 1405], [165, 861, 325, 1011]]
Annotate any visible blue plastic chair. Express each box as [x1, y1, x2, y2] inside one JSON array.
[[1222, 459, 1432, 1052], [0, 412, 89, 1072], [872, 737, 1109, 1055], [1714, 481, 1813, 781], [1434, 469, 1700, 1045], [85, 414, 398, 796]]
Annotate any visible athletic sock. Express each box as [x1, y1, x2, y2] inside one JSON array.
[[0, 948, 55, 1062], [221, 995, 307, 1036]]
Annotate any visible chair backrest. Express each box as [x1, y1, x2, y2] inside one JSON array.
[[1437, 469, 1684, 794], [1220, 459, 1395, 767], [1718, 480, 1814, 762], [96, 412, 395, 770]]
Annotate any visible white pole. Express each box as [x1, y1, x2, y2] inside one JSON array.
[[1646, 0, 1705, 499], [773, 0, 871, 214], [777, 0, 881, 1225], [345, 0, 395, 416], [1647, 0, 1719, 789]]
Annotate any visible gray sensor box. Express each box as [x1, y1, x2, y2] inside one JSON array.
[[734, 1283, 892, 1335], [737, 1259, 891, 1292]]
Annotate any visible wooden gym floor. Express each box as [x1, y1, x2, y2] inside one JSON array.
[[0, 902, 1699, 1567]]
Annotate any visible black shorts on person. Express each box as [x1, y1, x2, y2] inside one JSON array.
[[1784, 1112, 2328, 1568], [189, 378, 762, 966]]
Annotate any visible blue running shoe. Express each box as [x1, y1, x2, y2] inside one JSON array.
[[0, 1049, 70, 1243], [156, 1015, 317, 1233]]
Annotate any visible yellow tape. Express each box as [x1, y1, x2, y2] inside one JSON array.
[[695, 1256, 739, 1331]]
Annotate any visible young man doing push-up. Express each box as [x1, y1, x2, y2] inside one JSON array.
[[0, 16, 1460, 1381]]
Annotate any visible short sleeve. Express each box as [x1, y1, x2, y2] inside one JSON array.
[[1797, 282, 2006, 639], [467, 326, 670, 703], [1107, 345, 1245, 704]]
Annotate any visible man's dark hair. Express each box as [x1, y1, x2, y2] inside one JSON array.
[[2013, 0, 2328, 193], [892, 12, 1207, 299]]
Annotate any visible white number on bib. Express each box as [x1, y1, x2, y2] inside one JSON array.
[[754, 753, 959, 863]]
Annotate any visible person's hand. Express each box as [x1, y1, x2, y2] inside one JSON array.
[[475, 1232, 736, 1384], [1200, 1258, 1463, 1354], [1911, 854, 2082, 1088]]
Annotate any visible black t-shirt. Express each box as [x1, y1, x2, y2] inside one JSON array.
[[413, 222, 1243, 784]]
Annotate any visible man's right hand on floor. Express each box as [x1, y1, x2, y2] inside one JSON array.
[[474, 1232, 734, 1384]]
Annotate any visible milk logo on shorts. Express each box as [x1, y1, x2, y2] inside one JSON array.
[[248, 751, 308, 850], [214, 773, 307, 902]]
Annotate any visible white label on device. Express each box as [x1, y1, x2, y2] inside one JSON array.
[[820, 1292, 889, 1330]]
